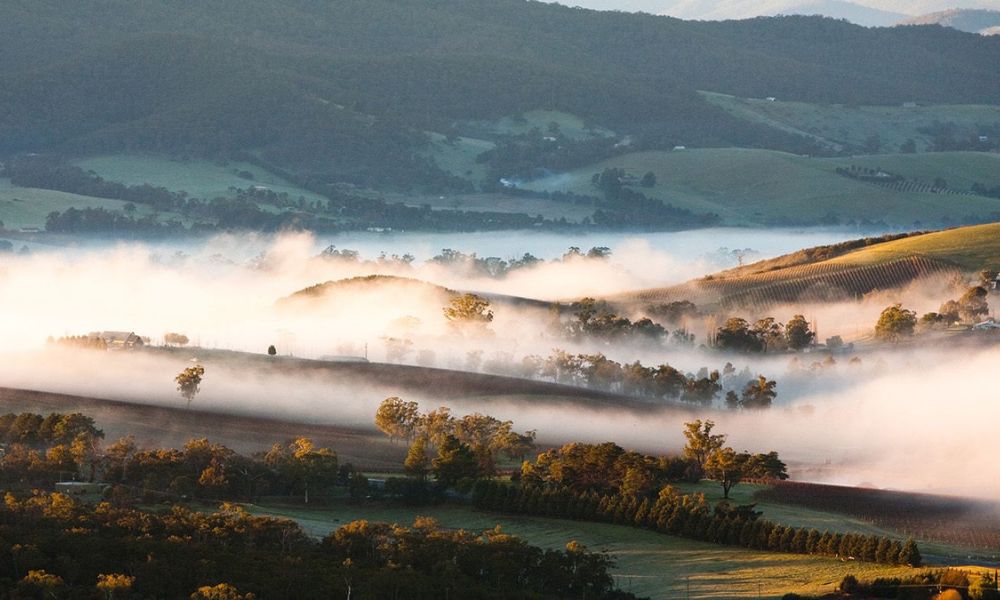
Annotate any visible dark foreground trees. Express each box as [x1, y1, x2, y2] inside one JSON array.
[[0, 493, 637, 599]]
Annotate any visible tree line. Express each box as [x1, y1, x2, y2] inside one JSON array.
[[472, 479, 920, 568], [795, 569, 1000, 600], [2, 156, 561, 235], [505, 350, 777, 409], [876, 280, 992, 342], [0, 411, 350, 505], [712, 314, 816, 353]]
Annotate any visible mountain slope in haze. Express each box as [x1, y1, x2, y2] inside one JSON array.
[[776, 1, 906, 26], [554, 0, 1000, 23], [899, 9, 1000, 34], [1, 0, 998, 194], [660, 0, 907, 26]]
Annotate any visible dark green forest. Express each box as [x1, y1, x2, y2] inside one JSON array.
[[1, 0, 998, 190]]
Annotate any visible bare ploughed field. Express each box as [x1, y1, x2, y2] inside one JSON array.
[[0, 386, 406, 470], [758, 480, 1000, 553]]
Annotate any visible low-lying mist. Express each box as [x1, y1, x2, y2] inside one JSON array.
[[4, 228, 996, 497]]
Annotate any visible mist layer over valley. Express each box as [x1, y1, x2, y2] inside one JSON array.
[[3, 228, 999, 498]]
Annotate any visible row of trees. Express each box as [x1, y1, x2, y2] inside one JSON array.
[[561, 298, 679, 346], [521, 437, 786, 500], [0, 492, 634, 599], [836, 570, 999, 600], [426, 246, 611, 279], [0, 411, 345, 504], [918, 285, 990, 330], [876, 284, 991, 342], [471, 480, 920, 567], [513, 350, 777, 409]]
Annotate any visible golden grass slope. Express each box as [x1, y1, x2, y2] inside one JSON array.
[[613, 223, 1000, 309]]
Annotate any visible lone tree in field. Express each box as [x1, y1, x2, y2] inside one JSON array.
[[874, 304, 917, 342], [267, 345, 277, 356], [741, 375, 777, 410], [175, 365, 205, 410], [443, 293, 494, 335], [704, 447, 743, 499], [784, 315, 815, 350], [682, 420, 726, 472]]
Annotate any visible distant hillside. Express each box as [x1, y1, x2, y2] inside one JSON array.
[[775, 1, 906, 26], [283, 276, 456, 305], [1, 0, 998, 193], [281, 275, 551, 311], [898, 9, 1000, 34], [558, 0, 999, 23], [611, 223, 1000, 309], [523, 148, 1000, 227]]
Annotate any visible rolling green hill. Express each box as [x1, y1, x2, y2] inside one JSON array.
[[72, 155, 326, 204], [0, 0, 998, 193], [524, 148, 1000, 226], [702, 92, 1000, 154], [0, 179, 189, 230]]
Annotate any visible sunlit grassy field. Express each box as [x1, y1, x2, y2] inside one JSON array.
[[250, 501, 923, 599], [829, 222, 1000, 270]]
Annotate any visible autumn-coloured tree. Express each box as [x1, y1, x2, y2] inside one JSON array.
[[96, 573, 135, 600], [443, 293, 493, 335], [175, 365, 205, 409], [374, 397, 420, 443], [404, 436, 429, 480], [682, 420, 726, 472]]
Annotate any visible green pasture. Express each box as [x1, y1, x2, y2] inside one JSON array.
[[250, 501, 926, 599], [72, 154, 325, 203], [523, 148, 1000, 226]]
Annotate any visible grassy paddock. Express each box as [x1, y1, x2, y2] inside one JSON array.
[[0, 179, 187, 229], [524, 148, 1000, 226], [702, 92, 1000, 154], [250, 502, 923, 599], [72, 154, 325, 202]]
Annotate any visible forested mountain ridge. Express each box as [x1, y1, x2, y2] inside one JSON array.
[[1, 0, 998, 191]]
